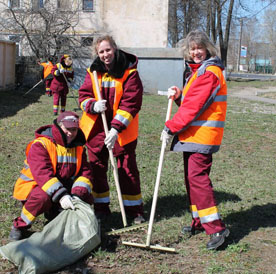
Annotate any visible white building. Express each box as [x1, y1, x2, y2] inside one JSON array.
[[0, 0, 169, 56]]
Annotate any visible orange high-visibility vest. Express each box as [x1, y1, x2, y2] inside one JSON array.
[[13, 137, 83, 201], [80, 68, 139, 147], [178, 66, 227, 149], [41, 61, 54, 79]]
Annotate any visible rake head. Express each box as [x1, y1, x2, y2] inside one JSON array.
[[106, 222, 148, 236]]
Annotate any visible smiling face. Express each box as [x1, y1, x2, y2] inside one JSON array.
[[189, 42, 207, 64], [96, 40, 116, 69], [64, 56, 72, 66]]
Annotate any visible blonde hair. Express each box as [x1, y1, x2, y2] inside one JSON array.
[[182, 30, 217, 61], [93, 35, 118, 55]]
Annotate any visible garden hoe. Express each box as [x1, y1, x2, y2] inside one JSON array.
[[23, 79, 43, 97], [62, 73, 81, 111], [122, 98, 176, 253]]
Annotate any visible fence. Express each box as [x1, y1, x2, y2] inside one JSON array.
[[0, 40, 16, 90]]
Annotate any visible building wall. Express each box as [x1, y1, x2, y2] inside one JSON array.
[[73, 48, 184, 94], [103, 0, 169, 47], [0, 40, 16, 90]]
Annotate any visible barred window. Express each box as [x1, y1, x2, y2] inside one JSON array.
[[9, 0, 20, 8], [32, 0, 44, 10], [57, 0, 70, 10], [83, 0, 93, 11], [81, 37, 93, 47]]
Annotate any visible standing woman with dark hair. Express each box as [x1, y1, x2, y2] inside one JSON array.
[[78, 35, 145, 224], [161, 30, 229, 250]]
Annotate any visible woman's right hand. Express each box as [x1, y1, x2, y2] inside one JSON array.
[[168, 86, 181, 100]]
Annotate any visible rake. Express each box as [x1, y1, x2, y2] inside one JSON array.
[[92, 70, 128, 228], [62, 73, 80, 111], [23, 79, 43, 97], [122, 98, 176, 252]]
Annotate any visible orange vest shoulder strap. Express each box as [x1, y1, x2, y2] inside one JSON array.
[[31, 137, 57, 174], [75, 146, 84, 176]]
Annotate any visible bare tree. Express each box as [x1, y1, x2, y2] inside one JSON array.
[[0, 0, 93, 60], [262, 7, 276, 73], [168, 0, 203, 47]]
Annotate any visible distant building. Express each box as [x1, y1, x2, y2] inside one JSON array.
[[0, 0, 169, 57]]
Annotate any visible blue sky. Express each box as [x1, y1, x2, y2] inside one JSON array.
[[239, 0, 276, 21]]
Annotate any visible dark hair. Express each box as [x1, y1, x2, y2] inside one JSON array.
[[183, 30, 217, 61]]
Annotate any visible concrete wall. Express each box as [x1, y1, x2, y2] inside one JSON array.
[[103, 0, 169, 48], [0, 40, 16, 90], [73, 48, 184, 94]]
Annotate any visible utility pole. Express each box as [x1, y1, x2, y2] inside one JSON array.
[[237, 18, 243, 72]]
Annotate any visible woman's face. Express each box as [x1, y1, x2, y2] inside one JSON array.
[[60, 124, 78, 144], [189, 43, 207, 63], [97, 40, 116, 69], [64, 57, 72, 66]]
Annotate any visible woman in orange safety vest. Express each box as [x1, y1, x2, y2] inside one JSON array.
[[9, 111, 93, 241], [161, 30, 229, 250], [78, 35, 144, 224]]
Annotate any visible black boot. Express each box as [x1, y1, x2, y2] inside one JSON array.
[[181, 226, 204, 236], [206, 228, 230, 250], [9, 226, 24, 241]]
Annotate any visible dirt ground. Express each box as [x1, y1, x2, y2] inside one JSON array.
[[1, 85, 276, 273]]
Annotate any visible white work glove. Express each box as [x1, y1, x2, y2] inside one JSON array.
[[167, 86, 181, 100], [160, 129, 173, 146], [59, 68, 66, 74], [93, 100, 107, 113], [104, 128, 118, 149], [72, 196, 81, 201], [59, 195, 75, 210]]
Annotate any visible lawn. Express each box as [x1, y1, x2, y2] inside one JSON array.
[[1, 81, 276, 273]]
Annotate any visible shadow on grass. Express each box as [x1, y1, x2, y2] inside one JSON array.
[[97, 191, 243, 252], [143, 190, 241, 220], [224, 203, 276, 244], [0, 87, 45, 119]]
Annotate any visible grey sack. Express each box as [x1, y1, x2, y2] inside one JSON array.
[[0, 199, 100, 274]]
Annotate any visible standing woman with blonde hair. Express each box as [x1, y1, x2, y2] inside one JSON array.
[[78, 35, 145, 224], [161, 30, 229, 250]]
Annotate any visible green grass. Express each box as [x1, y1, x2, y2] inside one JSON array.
[[1, 81, 276, 273]]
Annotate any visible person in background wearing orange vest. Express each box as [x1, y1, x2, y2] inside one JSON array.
[[9, 111, 93, 241], [161, 30, 229, 250], [78, 35, 145, 224], [37, 57, 54, 96], [50, 55, 74, 115]]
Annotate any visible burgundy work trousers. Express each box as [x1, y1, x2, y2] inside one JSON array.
[[88, 146, 143, 218], [183, 152, 226, 235]]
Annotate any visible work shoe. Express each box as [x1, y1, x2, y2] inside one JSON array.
[[133, 214, 145, 225], [95, 211, 111, 221], [206, 228, 230, 250], [9, 226, 24, 241], [181, 226, 204, 236]]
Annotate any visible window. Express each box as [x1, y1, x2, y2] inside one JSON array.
[[57, 0, 70, 10], [32, 0, 44, 10], [9, 0, 20, 8], [81, 37, 93, 47], [83, 0, 93, 11], [9, 35, 20, 56]]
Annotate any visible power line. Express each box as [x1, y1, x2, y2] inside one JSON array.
[[248, 0, 276, 18]]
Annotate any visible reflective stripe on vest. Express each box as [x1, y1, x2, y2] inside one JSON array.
[[178, 66, 227, 152], [79, 68, 139, 146], [13, 137, 83, 201], [41, 61, 54, 79], [56, 63, 73, 73]]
